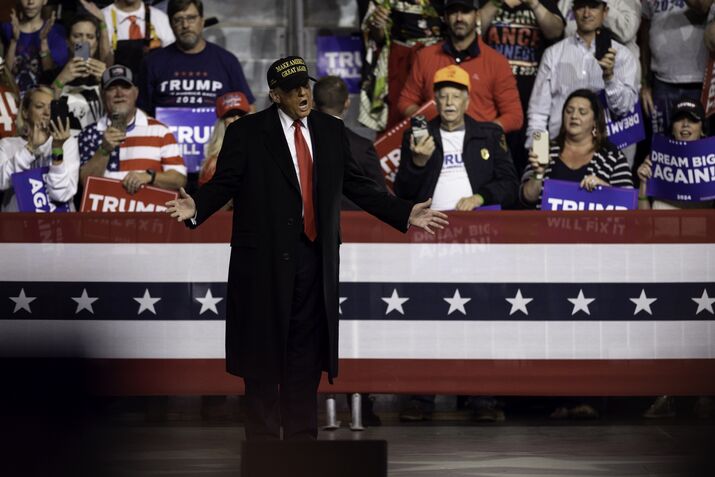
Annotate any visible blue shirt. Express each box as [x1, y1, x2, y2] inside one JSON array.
[[138, 42, 255, 115]]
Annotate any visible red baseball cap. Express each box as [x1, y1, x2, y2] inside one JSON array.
[[216, 92, 250, 119]]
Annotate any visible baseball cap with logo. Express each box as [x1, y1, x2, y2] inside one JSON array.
[[266, 56, 316, 91], [433, 64, 471, 92], [671, 98, 705, 123], [445, 0, 478, 10], [101, 64, 134, 89], [216, 91, 251, 119], [573, 0, 608, 8]]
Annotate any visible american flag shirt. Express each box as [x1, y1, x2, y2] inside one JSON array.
[[78, 109, 186, 179]]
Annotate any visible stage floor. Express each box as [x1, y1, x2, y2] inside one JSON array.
[[4, 396, 714, 476], [95, 422, 713, 476]]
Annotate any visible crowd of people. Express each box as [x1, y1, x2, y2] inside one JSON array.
[[0, 0, 254, 211], [1, 0, 714, 213]]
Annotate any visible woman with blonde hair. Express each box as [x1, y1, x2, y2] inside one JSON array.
[[198, 91, 250, 188], [0, 85, 79, 211]]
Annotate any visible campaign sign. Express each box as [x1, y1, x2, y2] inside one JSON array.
[[80, 176, 178, 212], [600, 92, 646, 150], [374, 101, 438, 190], [541, 179, 637, 211], [316, 36, 363, 94], [155, 107, 215, 174], [11, 167, 71, 212], [647, 134, 715, 201]]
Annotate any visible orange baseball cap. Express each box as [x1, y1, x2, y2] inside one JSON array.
[[215, 91, 251, 119], [433, 65, 471, 92]]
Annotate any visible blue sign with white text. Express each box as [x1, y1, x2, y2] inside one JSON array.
[[155, 107, 216, 174], [316, 36, 363, 94], [11, 167, 71, 212], [541, 179, 637, 211], [647, 134, 715, 201], [600, 92, 646, 150]]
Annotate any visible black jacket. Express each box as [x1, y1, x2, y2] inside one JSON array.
[[190, 105, 413, 382], [394, 115, 519, 208], [342, 128, 388, 210]]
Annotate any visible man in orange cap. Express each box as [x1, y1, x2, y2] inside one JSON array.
[[396, 64, 519, 212]]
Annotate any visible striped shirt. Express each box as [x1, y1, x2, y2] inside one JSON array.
[[78, 109, 186, 180], [520, 142, 634, 209], [525, 33, 638, 148]]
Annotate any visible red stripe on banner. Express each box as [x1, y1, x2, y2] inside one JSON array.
[[80, 358, 715, 396], [1, 211, 713, 244]]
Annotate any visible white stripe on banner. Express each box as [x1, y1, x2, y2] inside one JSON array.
[[0, 319, 712, 359], [1, 243, 713, 282], [1, 243, 713, 359]]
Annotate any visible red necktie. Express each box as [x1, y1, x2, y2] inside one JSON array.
[[293, 120, 317, 241], [128, 15, 142, 40]]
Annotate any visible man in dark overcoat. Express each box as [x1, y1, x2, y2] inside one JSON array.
[[166, 56, 448, 440]]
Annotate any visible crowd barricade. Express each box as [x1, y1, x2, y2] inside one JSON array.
[[1, 210, 714, 396]]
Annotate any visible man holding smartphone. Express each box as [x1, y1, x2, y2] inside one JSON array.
[[71, 64, 187, 195], [526, 0, 638, 150], [395, 65, 519, 212]]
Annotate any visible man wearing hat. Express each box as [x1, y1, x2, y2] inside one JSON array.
[[166, 56, 449, 440], [526, 0, 638, 149], [397, 0, 523, 134], [396, 64, 519, 211], [76, 64, 187, 194], [395, 64, 519, 422]]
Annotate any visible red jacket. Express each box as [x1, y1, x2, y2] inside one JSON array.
[[397, 36, 523, 133]]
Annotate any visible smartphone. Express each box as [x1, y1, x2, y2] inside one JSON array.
[[411, 115, 429, 140], [50, 98, 70, 126], [532, 130, 549, 179], [74, 42, 90, 60], [594, 28, 612, 61], [110, 112, 127, 132]]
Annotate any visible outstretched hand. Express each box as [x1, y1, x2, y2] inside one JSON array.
[[165, 187, 196, 222], [408, 198, 449, 235]]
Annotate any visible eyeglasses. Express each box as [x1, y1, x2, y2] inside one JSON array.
[[172, 14, 201, 26]]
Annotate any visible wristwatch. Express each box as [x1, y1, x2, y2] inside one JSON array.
[[146, 169, 156, 185]]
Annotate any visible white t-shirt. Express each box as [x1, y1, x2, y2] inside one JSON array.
[[431, 129, 472, 211], [642, 0, 707, 84]]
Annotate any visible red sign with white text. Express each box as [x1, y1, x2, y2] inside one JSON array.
[[374, 101, 438, 189], [80, 176, 178, 212]]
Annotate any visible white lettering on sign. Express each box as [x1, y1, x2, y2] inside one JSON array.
[[159, 79, 224, 93], [168, 125, 212, 144], [652, 164, 715, 184], [87, 193, 167, 212], [546, 198, 627, 211], [607, 111, 640, 135], [323, 51, 362, 79]]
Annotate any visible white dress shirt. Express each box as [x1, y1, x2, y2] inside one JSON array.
[[526, 32, 638, 148], [277, 107, 314, 195]]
